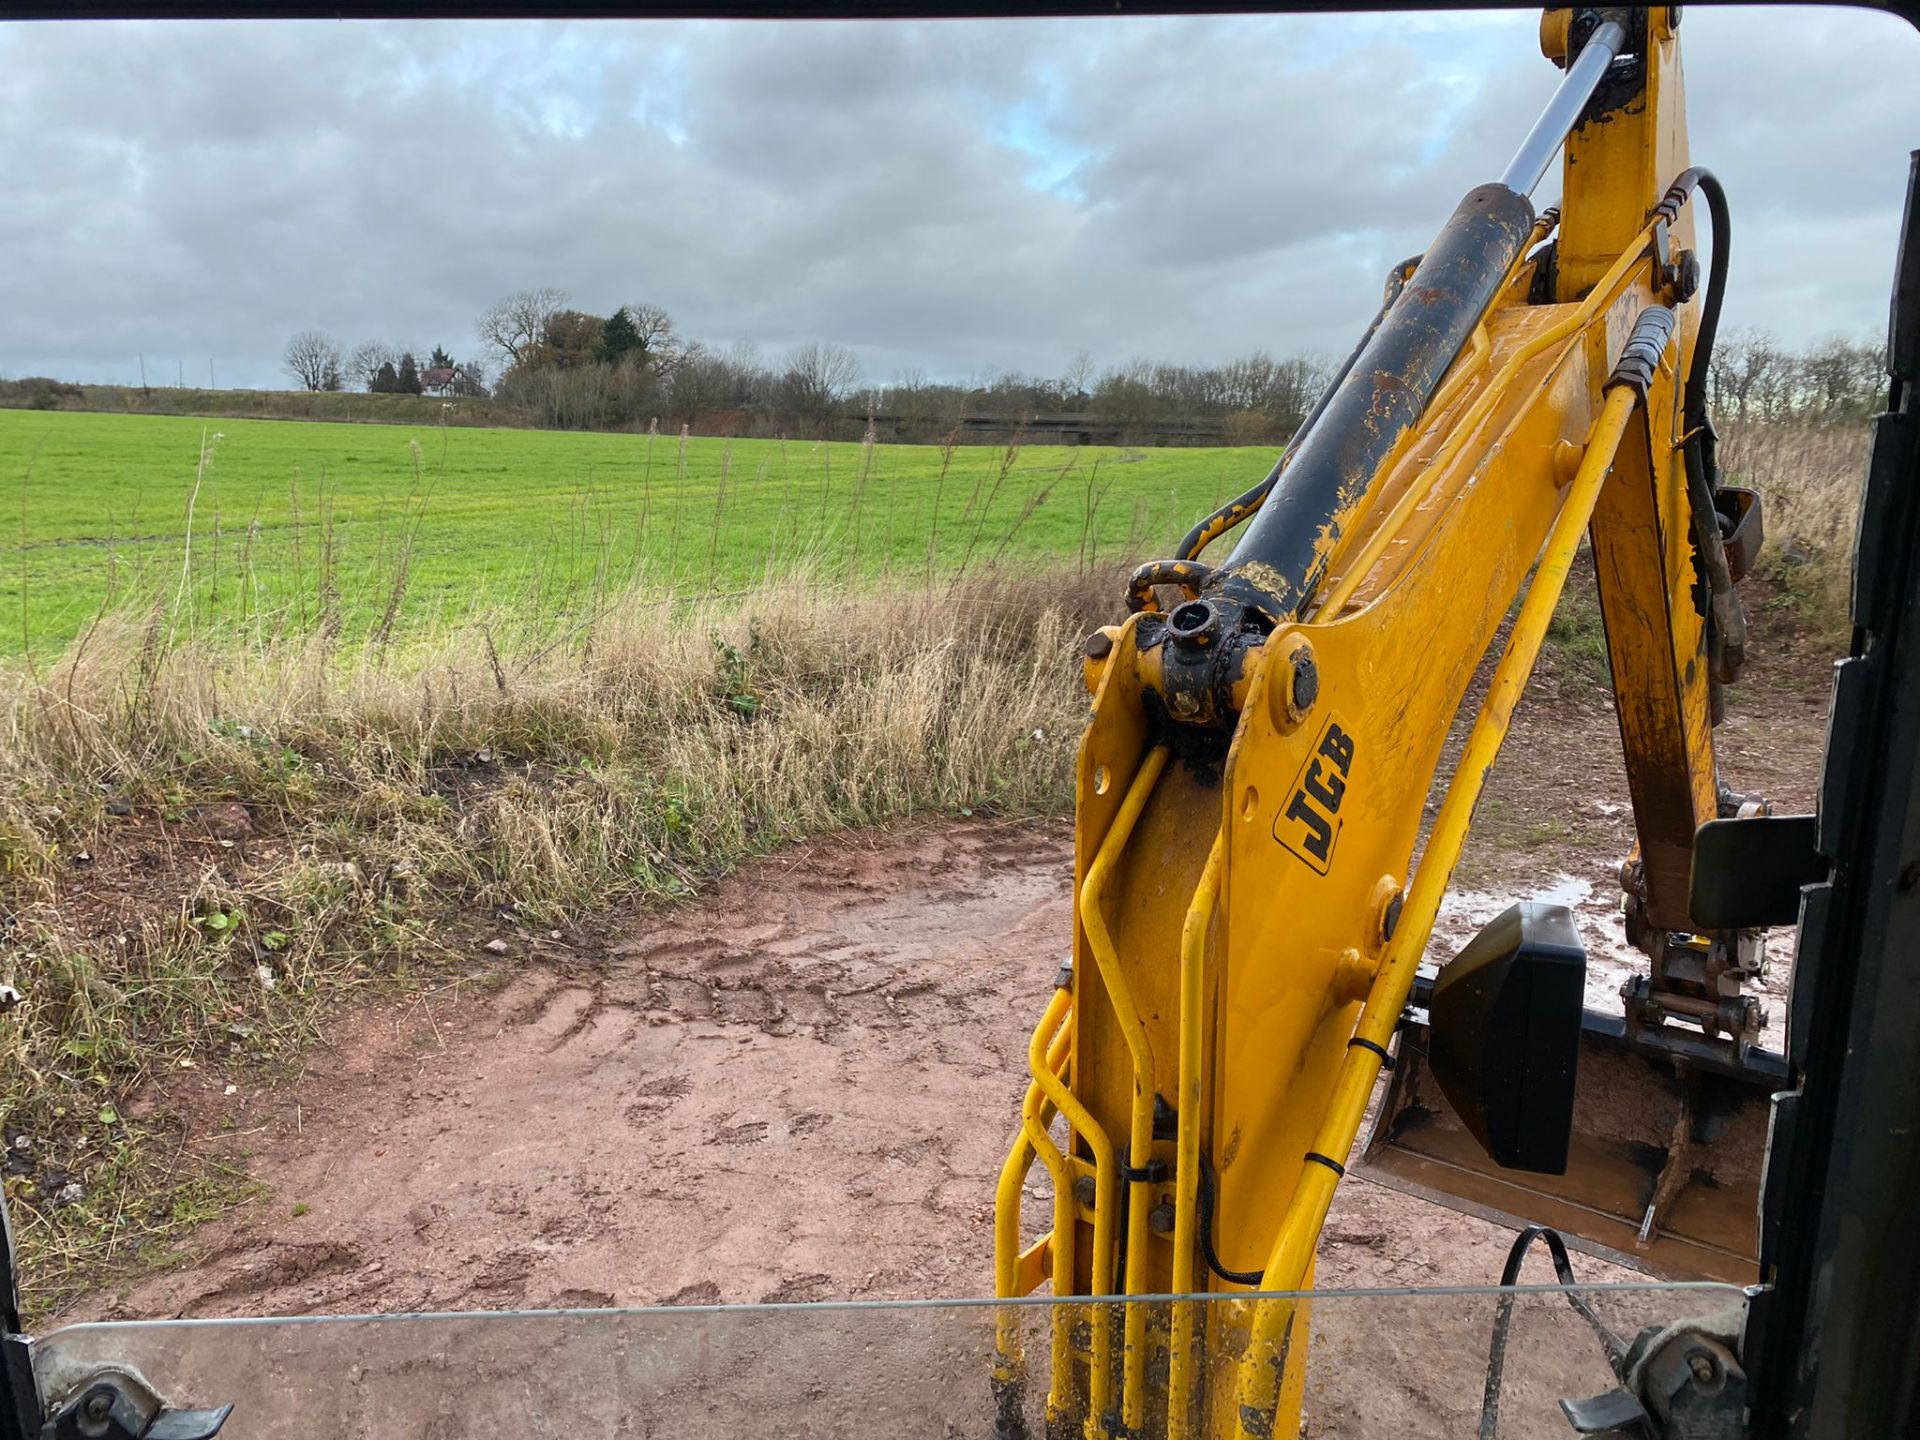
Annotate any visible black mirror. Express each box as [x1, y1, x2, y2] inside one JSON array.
[[1690, 813, 1822, 930], [1428, 901, 1587, 1175]]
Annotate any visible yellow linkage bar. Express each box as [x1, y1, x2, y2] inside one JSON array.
[[1078, 743, 1173, 1437], [1168, 832, 1226, 1440], [994, 987, 1075, 1415], [995, 986, 1074, 1298], [1232, 377, 1650, 1435]]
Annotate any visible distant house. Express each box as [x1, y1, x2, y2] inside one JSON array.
[[422, 366, 457, 395]]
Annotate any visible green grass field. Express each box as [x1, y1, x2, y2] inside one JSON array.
[[1, 409, 1274, 656]]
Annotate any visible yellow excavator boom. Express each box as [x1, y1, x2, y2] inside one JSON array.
[[993, 9, 1773, 1438]]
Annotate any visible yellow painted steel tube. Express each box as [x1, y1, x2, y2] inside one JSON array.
[[996, 985, 1075, 1300], [995, 989, 1073, 1420], [1016, 997, 1080, 1421], [1029, 850, 1138, 1437], [1424, 320, 1494, 436], [1316, 217, 1662, 619], [1168, 831, 1227, 1440], [1231, 381, 1645, 1437], [1077, 743, 1172, 1436]]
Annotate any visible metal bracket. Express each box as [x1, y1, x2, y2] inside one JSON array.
[[1562, 1386, 1656, 1437], [42, 1370, 231, 1440], [1561, 1317, 1749, 1439]]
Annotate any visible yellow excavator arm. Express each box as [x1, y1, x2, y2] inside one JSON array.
[[993, 9, 1770, 1437]]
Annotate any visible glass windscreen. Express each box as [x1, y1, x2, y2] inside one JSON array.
[[35, 1283, 1745, 1438]]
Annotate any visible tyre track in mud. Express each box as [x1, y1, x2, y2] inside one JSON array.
[[85, 821, 1077, 1320], [52, 602, 1833, 1436], [79, 801, 1633, 1335]]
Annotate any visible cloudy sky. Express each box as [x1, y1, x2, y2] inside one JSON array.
[[2, 6, 1916, 391]]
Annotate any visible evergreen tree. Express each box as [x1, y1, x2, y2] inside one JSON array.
[[322, 355, 343, 392], [372, 360, 399, 393], [595, 306, 642, 365], [397, 353, 424, 394], [429, 345, 454, 371]]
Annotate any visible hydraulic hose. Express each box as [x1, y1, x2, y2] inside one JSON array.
[[1477, 1226, 1627, 1440], [1662, 167, 1731, 443], [1659, 166, 1747, 679]]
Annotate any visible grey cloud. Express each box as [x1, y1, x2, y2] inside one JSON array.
[[0, 7, 1915, 392]]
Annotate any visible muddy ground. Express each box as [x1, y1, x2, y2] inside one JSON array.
[[58, 608, 1833, 1436]]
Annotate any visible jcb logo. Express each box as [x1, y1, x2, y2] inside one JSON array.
[[1274, 718, 1356, 875]]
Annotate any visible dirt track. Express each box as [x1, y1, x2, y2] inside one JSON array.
[[107, 822, 1074, 1317], [73, 817, 1663, 1438], [62, 624, 1830, 1434], [87, 814, 1607, 1323]]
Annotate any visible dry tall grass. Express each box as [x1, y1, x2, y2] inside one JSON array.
[[0, 567, 1114, 1311], [1716, 418, 1870, 639]]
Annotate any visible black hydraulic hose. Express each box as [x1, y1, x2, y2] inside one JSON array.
[[1663, 167, 1731, 441], [1659, 166, 1747, 679], [1196, 1154, 1266, 1288], [1173, 256, 1420, 564], [1478, 1226, 1628, 1440]]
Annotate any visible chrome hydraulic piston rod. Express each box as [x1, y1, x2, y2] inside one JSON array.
[[1499, 17, 1629, 195]]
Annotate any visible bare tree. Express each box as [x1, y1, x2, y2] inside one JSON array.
[[450, 361, 490, 398], [625, 303, 682, 372], [1092, 358, 1162, 437], [884, 366, 940, 438], [664, 343, 732, 425], [476, 287, 568, 366], [1798, 335, 1884, 420], [780, 342, 862, 430], [347, 341, 396, 391], [283, 331, 341, 393], [1061, 348, 1096, 406], [1267, 353, 1330, 432], [1218, 351, 1276, 413]]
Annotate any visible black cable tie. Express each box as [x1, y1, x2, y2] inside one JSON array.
[[1304, 1151, 1346, 1178], [1118, 1158, 1169, 1184], [1348, 1036, 1396, 1071]]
